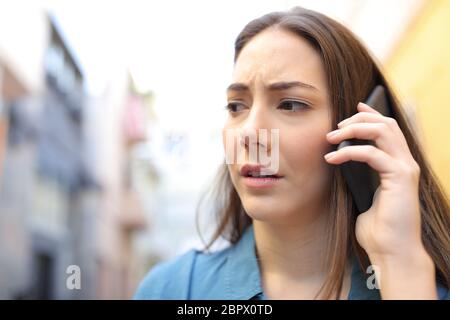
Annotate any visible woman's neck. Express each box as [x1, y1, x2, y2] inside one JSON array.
[[253, 211, 330, 280], [252, 209, 352, 299]]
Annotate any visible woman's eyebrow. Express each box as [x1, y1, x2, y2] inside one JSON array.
[[226, 81, 318, 93], [268, 81, 318, 91], [226, 83, 249, 93]]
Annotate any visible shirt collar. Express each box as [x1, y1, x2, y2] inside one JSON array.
[[224, 225, 263, 299], [224, 224, 381, 300]]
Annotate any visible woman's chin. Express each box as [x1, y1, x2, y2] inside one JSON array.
[[242, 197, 293, 222]]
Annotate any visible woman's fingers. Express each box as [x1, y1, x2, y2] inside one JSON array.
[[324, 144, 396, 174], [327, 122, 408, 160], [338, 111, 385, 128], [325, 101, 419, 174], [338, 105, 398, 132], [333, 102, 412, 161], [356, 101, 382, 114]]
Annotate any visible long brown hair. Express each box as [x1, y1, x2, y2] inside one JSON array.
[[198, 6, 450, 299]]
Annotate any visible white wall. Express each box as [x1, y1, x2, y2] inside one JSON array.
[[0, 0, 49, 94]]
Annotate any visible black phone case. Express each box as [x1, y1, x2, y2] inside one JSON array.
[[337, 85, 393, 213]]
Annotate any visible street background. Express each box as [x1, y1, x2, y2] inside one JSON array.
[[0, 0, 449, 299]]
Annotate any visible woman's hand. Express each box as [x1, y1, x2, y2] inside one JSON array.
[[324, 102, 437, 299]]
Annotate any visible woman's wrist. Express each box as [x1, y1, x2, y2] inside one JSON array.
[[367, 246, 438, 299]]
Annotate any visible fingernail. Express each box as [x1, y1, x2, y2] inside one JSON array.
[[358, 102, 369, 109], [324, 151, 337, 160], [326, 129, 340, 138], [337, 119, 349, 127]]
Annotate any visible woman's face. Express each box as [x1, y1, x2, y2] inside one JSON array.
[[223, 27, 333, 223]]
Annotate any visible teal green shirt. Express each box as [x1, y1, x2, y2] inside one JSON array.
[[134, 225, 449, 300]]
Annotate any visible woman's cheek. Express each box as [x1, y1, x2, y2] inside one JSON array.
[[222, 124, 239, 162], [222, 127, 229, 153], [280, 128, 330, 171]]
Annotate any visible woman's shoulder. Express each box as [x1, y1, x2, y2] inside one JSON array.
[[133, 245, 231, 300]]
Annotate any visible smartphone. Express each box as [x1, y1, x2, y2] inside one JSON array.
[[337, 85, 393, 214]]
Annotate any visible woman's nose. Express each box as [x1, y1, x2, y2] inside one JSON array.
[[239, 105, 272, 151]]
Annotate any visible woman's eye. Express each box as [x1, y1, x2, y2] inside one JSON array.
[[277, 100, 309, 112], [225, 102, 246, 113]]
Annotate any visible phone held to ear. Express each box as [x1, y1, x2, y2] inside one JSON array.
[[337, 85, 394, 214]]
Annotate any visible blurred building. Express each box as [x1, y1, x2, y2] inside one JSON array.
[[90, 72, 153, 299], [0, 4, 152, 299], [0, 2, 49, 299]]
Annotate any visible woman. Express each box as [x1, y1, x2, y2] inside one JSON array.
[[134, 7, 450, 299]]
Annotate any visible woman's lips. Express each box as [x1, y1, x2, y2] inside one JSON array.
[[239, 164, 284, 189], [242, 175, 283, 189], [239, 164, 282, 177]]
